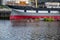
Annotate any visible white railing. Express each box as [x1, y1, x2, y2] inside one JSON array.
[[45, 2, 60, 8], [26, 10, 36, 13], [50, 11, 59, 13], [13, 9, 60, 14], [38, 11, 48, 13]]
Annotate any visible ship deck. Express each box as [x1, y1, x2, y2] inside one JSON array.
[[7, 5, 60, 11]]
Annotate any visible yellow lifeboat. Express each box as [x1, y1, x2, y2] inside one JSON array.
[[19, 1, 27, 6]]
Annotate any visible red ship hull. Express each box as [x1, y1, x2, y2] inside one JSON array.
[[10, 15, 60, 20]]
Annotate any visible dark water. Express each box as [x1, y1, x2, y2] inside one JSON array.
[[0, 20, 60, 40]]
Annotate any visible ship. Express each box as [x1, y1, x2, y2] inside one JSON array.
[[6, 0, 60, 21]]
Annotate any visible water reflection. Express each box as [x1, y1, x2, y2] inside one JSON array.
[[0, 20, 60, 40]]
